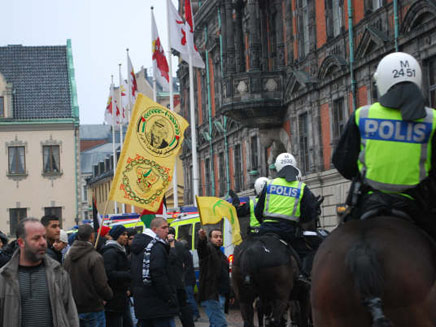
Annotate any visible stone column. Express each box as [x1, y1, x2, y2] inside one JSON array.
[[225, 0, 236, 73], [234, 2, 245, 73], [248, 0, 261, 71], [219, 0, 227, 75], [284, 0, 293, 65], [274, 0, 285, 69]]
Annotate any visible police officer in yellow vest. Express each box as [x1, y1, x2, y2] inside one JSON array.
[[333, 52, 436, 236], [231, 177, 269, 235], [255, 153, 318, 245]]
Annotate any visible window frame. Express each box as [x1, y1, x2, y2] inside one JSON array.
[[42, 144, 61, 174], [298, 112, 310, 174], [0, 96, 4, 118], [9, 208, 27, 236], [332, 97, 346, 146], [8, 146, 26, 175], [234, 144, 242, 192]]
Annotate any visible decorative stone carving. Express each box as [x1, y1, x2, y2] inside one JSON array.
[[236, 80, 248, 95], [264, 78, 278, 92]]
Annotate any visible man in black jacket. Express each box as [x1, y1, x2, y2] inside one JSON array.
[[64, 224, 113, 326], [197, 228, 232, 327], [102, 225, 132, 327], [130, 217, 178, 327]]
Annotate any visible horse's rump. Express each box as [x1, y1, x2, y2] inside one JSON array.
[[234, 234, 292, 276], [311, 217, 436, 327]]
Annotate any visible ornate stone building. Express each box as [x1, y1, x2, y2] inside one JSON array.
[[178, 0, 436, 229]]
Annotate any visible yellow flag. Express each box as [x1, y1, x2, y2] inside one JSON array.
[[196, 196, 242, 245], [109, 93, 188, 211]]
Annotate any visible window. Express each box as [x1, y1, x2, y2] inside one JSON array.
[[205, 158, 211, 195], [0, 97, 4, 118], [9, 208, 27, 236], [8, 146, 25, 174], [44, 207, 62, 228], [250, 136, 258, 172], [178, 224, 193, 249], [332, 98, 346, 145], [326, 0, 343, 38], [234, 144, 242, 192], [427, 57, 436, 108], [43, 145, 60, 173], [219, 152, 226, 196], [298, 0, 310, 58], [366, 0, 383, 12], [299, 113, 310, 174]]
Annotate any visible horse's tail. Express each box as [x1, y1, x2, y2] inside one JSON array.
[[346, 240, 392, 327], [239, 242, 262, 276]]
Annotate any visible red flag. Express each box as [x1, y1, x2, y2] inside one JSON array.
[[152, 10, 170, 90]]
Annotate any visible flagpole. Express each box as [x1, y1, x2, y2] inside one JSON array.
[[166, 0, 179, 209], [189, 52, 199, 201], [126, 49, 135, 214], [126, 49, 132, 123], [151, 7, 158, 103], [118, 64, 126, 214], [110, 76, 118, 214]]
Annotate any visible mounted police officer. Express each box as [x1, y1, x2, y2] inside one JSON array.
[[333, 52, 436, 238], [231, 177, 269, 235], [255, 153, 320, 278]]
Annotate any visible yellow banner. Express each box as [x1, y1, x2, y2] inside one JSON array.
[[109, 94, 188, 211], [196, 196, 242, 245]]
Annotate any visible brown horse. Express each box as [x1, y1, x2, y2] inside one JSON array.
[[311, 217, 436, 327], [232, 235, 311, 327]]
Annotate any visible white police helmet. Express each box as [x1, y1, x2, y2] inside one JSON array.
[[275, 153, 297, 173], [254, 177, 269, 195], [373, 52, 422, 97]]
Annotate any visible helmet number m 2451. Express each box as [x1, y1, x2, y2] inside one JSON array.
[[392, 68, 416, 79]]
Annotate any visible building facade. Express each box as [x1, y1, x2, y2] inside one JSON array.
[[178, 0, 436, 229], [0, 41, 80, 234]]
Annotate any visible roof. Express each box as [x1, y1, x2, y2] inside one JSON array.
[[0, 44, 72, 120], [80, 124, 112, 140], [80, 142, 120, 174]]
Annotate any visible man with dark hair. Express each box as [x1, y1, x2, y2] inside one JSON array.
[[40, 215, 62, 263], [101, 225, 132, 327], [0, 218, 79, 326], [130, 217, 178, 327], [197, 228, 232, 327], [64, 224, 113, 327]]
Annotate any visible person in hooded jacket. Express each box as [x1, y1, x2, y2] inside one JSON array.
[[64, 224, 113, 327], [332, 52, 436, 237], [101, 225, 132, 327], [130, 217, 178, 327]]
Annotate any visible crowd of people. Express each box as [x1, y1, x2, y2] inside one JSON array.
[[0, 215, 233, 327]]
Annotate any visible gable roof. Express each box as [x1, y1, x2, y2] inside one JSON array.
[[0, 44, 73, 120]]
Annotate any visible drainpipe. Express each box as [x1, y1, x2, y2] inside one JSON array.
[[347, 0, 357, 110], [205, 26, 216, 196], [218, 8, 231, 195], [393, 0, 399, 51]]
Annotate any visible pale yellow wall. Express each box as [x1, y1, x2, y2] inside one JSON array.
[[0, 126, 78, 235]]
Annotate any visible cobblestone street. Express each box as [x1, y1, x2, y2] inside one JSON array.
[[175, 306, 244, 327]]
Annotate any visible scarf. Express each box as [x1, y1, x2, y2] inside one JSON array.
[[142, 232, 167, 285]]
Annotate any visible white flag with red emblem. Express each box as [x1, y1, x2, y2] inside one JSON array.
[[127, 53, 138, 104], [104, 84, 121, 125], [152, 10, 170, 91], [167, 0, 205, 69]]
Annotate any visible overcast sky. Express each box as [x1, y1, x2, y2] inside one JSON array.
[[2, 0, 179, 124]]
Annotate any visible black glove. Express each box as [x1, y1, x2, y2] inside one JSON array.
[[315, 195, 324, 216], [229, 189, 240, 207]]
